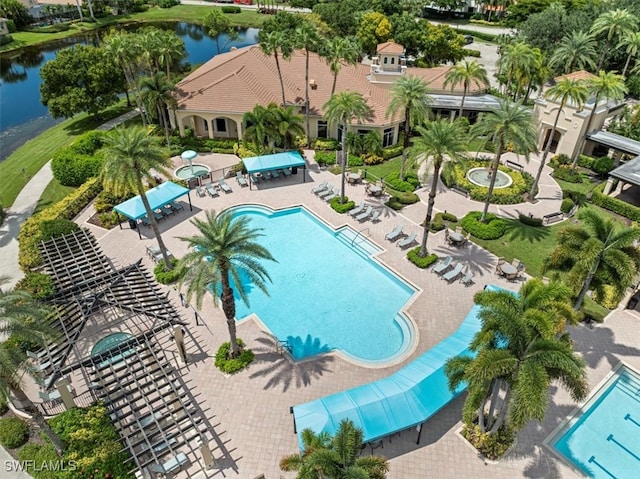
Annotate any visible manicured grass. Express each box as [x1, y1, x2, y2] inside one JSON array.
[[0, 104, 130, 208], [33, 178, 77, 215], [362, 156, 417, 180], [2, 6, 267, 52], [555, 175, 601, 196]]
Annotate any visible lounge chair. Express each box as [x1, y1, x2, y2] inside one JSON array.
[[355, 206, 373, 222], [324, 188, 338, 202], [161, 206, 173, 216], [312, 181, 328, 194], [370, 210, 381, 222], [250, 173, 261, 184], [218, 178, 232, 193], [348, 202, 366, 217], [318, 186, 335, 199], [460, 271, 474, 286], [263, 171, 273, 181], [236, 172, 248, 187], [205, 182, 218, 197], [196, 185, 206, 197], [282, 168, 292, 176], [397, 232, 417, 248], [169, 201, 184, 212], [152, 210, 163, 221], [140, 216, 151, 227], [271, 169, 280, 179], [385, 225, 403, 241], [443, 262, 464, 283], [433, 255, 453, 274]]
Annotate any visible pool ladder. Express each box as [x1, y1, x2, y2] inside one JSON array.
[[351, 227, 370, 246], [275, 338, 292, 355]]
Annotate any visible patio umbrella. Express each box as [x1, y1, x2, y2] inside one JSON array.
[[181, 150, 198, 176]]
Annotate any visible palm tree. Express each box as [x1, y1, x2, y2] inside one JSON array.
[[295, 22, 321, 147], [529, 78, 588, 199], [178, 210, 275, 358], [0, 278, 62, 453], [571, 70, 627, 168], [470, 100, 538, 222], [496, 42, 537, 100], [549, 31, 598, 75], [259, 31, 292, 106], [409, 119, 468, 257], [445, 279, 587, 436], [618, 31, 640, 77], [444, 60, 490, 119], [280, 419, 389, 478], [243, 104, 275, 154], [273, 105, 305, 150], [138, 72, 176, 147], [545, 210, 640, 311], [386, 75, 431, 181], [323, 36, 359, 96], [102, 126, 173, 269], [156, 32, 185, 77], [590, 9, 639, 71], [323, 91, 373, 204]]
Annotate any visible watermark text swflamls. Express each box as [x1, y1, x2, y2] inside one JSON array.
[[5, 460, 77, 472]]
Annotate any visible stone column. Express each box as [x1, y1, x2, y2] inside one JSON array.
[[173, 326, 187, 364], [603, 178, 615, 195], [198, 435, 217, 469], [54, 378, 75, 410]]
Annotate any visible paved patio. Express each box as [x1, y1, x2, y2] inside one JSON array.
[[70, 152, 640, 478]]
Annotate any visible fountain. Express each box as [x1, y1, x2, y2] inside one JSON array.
[[175, 150, 210, 180], [466, 167, 513, 189]]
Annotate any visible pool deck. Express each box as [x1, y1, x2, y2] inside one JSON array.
[[70, 151, 640, 478]]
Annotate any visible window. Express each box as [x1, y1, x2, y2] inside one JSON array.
[[215, 118, 226, 132], [203, 119, 208, 131], [337, 124, 344, 142], [383, 57, 388, 64], [317, 120, 328, 138], [391, 57, 395, 65], [383, 128, 394, 147], [357, 129, 369, 136]]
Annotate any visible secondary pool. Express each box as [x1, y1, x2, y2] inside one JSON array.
[[226, 205, 417, 365], [546, 363, 640, 478]]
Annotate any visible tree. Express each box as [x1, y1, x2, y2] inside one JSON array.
[[571, 70, 627, 168], [313, 0, 363, 37], [101, 126, 173, 269], [178, 210, 275, 358], [138, 72, 176, 148], [496, 42, 539, 100], [0, 0, 32, 29], [0, 278, 62, 453], [243, 104, 275, 154], [420, 23, 466, 67], [618, 31, 640, 76], [203, 9, 239, 54], [273, 105, 305, 150], [444, 60, 490, 119], [295, 22, 322, 147], [549, 31, 598, 74], [470, 100, 538, 222], [545, 210, 640, 311], [409, 119, 468, 257], [323, 91, 373, 204], [356, 11, 392, 57], [390, 13, 426, 57], [386, 75, 431, 181], [280, 419, 389, 479], [323, 36, 359, 96], [529, 78, 588, 199], [590, 8, 638, 71], [259, 30, 292, 105], [40, 45, 124, 120], [445, 280, 588, 437]]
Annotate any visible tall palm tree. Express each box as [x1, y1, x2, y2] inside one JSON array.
[[386, 75, 431, 181], [295, 22, 321, 147], [323, 91, 373, 204], [138, 72, 176, 147], [545, 210, 640, 311], [259, 30, 292, 106], [323, 36, 359, 96], [155, 32, 185, 77], [102, 126, 173, 269], [470, 100, 538, 222], [590, 9, 639, 71], [571, 70, 627, 168], [280, 419, 389, 478], [444, 60, 490, 119], [496, 42, 537, 100], [618, 31, 640, 77], [529, 78, 588, 199], [178, 210, 275, 357], [243, 104, 275, 154], [549, 31, 598, 75], [409, 119, 468, 257], [0, 278, 62, 453], [445, 279, 587, 436], [274, 105, 305, 150]]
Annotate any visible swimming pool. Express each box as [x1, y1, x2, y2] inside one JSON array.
[[546, 363, 640, 478], [226, 205, 417, 365]]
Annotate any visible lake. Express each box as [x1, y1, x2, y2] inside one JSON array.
[[0, 23, 259, 161]]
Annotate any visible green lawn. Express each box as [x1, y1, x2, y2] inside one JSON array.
[[362, 156, 415, 180], [2, 6, 266, 52], [34, 178, 77, 215]]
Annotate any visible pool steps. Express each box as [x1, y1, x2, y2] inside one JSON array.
[[334, 227, 381, 258]]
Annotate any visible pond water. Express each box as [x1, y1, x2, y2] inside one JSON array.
[[0, 23, 259, 161]]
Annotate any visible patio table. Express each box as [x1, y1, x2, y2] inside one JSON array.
[[368, 185, 383, 196], [348, 173, 361, 184], [499, 263, 517, 278], [449, 232, 464, 243]]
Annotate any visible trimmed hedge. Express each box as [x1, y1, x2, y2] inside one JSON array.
[[518, 213, 543, 227], [560, 198, 575, 214], [385, 171, 419, 192], [215, 339, 255, 374], [386, 190, 420, 210], [591, 186, 640, 221], [455, 27, 499, 42], [382, 144, 404, 160], [221, 5, 241, 13], [51, 131, 107, 187], [15, 273, 55, 299], [463, 48, 481, 58], [153, 258, 183, 284], [39, 218, 80, 241], [447, 160, 531, 204], [407, 247, 438, 268], [18, 178, 102, 272], [552, 166, 583, 183], [461, 211, 507, 240], [329, 196, 355, 214], [0, 417, 29, 449], [312, 138, 340, 151], [592, 156, 614, 175]]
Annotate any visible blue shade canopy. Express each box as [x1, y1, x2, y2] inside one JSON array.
[[114, 182, 189, 220], [242, 151, 306, 174], [292, 285, 505, 447]]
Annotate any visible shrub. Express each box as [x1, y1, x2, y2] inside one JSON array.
[[17, 443, 59, 479], [312, 138, 340, 150], [393, 191, 420, 204], [329, 196, 355, 214], [381, 144, 403, 160], [552, 166, 583, 183], [362, 153, 384, 165], [593, 284, 621, 309], [385, 172, 417, 192], [518, 213, 543, 227], [0, 396, 7, 415], [15, 273, 55, 299], [215, 339, 255, 374], [153, 258, 183, 284], [386, 197, 403, 210], [592, 156, 614, 175], [314, 151, 337, 166], [462, 48, 481, 57], [551, 153, 572, 167], [221, 5, 241, 12], [448, 160, 530, 204], [560, 198, 575, 214], [71, 130, 107, 155], [348, 155, 364, 167], [461, 211, 506, 240], [577, 155, 595, 169], [462, 423, 515, 460], [233, 143, 257, 158], [98, 212, 122, 229], [0, 418, 29, 449], [39, 218, 80, 241], [591, 187, 640, 221], [94, 189, 135, 214], [440, 211, 458, 222], [430, 220, 445, 232], [407, 247, 438, 268], [51, 147, 103, 187]]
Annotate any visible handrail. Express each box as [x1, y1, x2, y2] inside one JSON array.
[[351, 227, 370, 246]]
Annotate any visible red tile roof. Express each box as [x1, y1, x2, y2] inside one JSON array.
[[377, 42, 405, 54]]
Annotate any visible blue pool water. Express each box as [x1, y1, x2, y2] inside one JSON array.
[[550, 365, 640, 478], [226, 205, 417, 364]]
